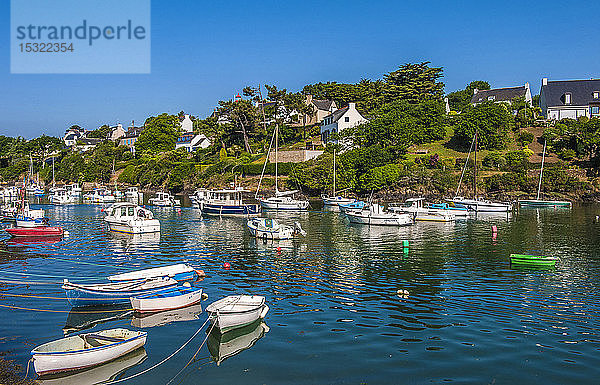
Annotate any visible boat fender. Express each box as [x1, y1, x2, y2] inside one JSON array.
[[260, 305, 269, 319], [183, 282, 191, 287]]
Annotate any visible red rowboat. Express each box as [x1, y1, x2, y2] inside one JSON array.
[[5, 226, 64, 238]]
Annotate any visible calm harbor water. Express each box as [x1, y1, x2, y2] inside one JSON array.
[[1, 200, 600, 384]]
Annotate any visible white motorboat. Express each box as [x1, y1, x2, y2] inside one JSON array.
[[205, 295, 269, 332], [190, 188, 209, 208], [84, 188, 116, 204], [103, 202, 160, 234], [125, 187, 143, 201], [345, 204, 414, 226], [14, 203, 46, 227], [130, 284, 203, 314], [148, 191, 180, 207], [447, 197, 512, 212], [247, 217, 305, 240], [199, 187, 260, 216], [49, 188, 77, 205], [108, 263, 199, 282], [389, 198, 456, 222], [30, 328, 147, 376], [65, 183, 82, 197]]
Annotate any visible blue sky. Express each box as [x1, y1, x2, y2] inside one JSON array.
[[1, 0, 599, 138]]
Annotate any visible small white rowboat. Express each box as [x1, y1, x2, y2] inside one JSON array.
[[108, 263, 199, 282], [130, 284, 204, 314], [31, 328, 147, 376], [205, 295, 269, 332]]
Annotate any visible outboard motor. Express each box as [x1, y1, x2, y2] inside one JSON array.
[[294, 222, 306, 236]]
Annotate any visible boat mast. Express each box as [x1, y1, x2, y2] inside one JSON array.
[[455, 134, 476, 197], [275, 124, 278, 194], [52, 156, 55, 187], [473, 130, 478, 198], [536, 140, 547, 200], [333, 149, 336, 196]]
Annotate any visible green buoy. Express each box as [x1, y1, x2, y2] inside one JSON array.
[[509, 254, 558, 267]]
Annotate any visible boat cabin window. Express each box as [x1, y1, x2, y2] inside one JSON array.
[[121, 207, 127, 216], [128, 207, 135, 216]]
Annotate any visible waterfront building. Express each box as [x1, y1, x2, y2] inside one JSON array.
[[540, 78, 600, 120], [320, 102, 368, 143]]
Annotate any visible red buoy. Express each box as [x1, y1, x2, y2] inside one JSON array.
[[223, 262, 231, 269]]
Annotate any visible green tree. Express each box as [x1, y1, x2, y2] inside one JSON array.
[[87, 124, 112, 139], [135, 113, 180, 154], [383, 62, 444, 103], [453, 102, 511, 150], [447, 81, 490, 112]]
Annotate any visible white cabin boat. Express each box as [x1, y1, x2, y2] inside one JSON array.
[[205, 295, 269, 332], [30, 328, 147, 376], [345, 204, 414, 226], [125, 187, 143, 201], [247, 217, 305, 240], [199, 188, 260, 216], [84, 188, 116, 204], [104, 202, 160, 234], [389, 198, 456, 222], [65, 183, 82, 196], [148, 192, 180, 207], [49, 188, 77, 205], [258, 191, 309, 211], [15, 204, 46, 227]]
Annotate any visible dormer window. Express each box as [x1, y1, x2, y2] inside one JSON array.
[[564, 93, 572, 104], [488, 95, 496, 101], [594, 91, 599, 99]]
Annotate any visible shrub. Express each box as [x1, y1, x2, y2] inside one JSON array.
[[482, 152, 506, 169], [519, 131, 535, 145], [358, 164, 405, 191]]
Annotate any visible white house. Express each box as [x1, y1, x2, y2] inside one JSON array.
[[175, 133, 211, 152], [320, 102, 368, 143], [63, 127, 85, 147], [471, 83, 532, 105], [109, 123, 125, 141], [179, 114, 194, 133], [540, 78, 600, 120]]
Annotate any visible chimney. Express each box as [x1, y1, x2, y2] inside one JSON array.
[[473, 88, 479, 95], [348, 102, 356, 110], [542, 78, 548, 86], [306, 94, 313, 104]]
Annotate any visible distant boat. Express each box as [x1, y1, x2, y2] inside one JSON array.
[[247, 217, 305, 240], [256, 124, 309, 211], [30, 328, 147, 376], [62, 277, 178, 307], [389, 198, 456, 222], [450, 131, 512, 212], [509, 253, 559, 267], [199, 187, 260, 216], [83, 188, 116, 204], [322, 150, 355, 207], [148, 191, 180, 207], [49, 188, 77, 205], [519, 140, 572, 208], [205, 295, 269, 332], [103, 202, 160, 234], [130, 284, 204, 314], [65, 183, 82, 197], [345, 204, 414, 227], [125, 187, 142, 201], [429, 202, 470, 216]]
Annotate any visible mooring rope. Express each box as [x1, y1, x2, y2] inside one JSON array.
[[0, 292, 135, 301], [101, 317, 211, 384], [166, 320, 216, 385]]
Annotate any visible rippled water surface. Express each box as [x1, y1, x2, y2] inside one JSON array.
[[1, 201, 600, 384]]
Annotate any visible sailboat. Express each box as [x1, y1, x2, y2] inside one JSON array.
[[256, 124, 309, 210], [518, 140, 571, 208], [26, 155, 44, 196], [322, 149, 355, 207], [447, 131, 512, 212]]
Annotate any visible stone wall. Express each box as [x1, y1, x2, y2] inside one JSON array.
[[268, 150, 324, 163]]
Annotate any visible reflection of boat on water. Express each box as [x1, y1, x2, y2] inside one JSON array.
[[63, 304, 133, 334], [108, 231, 161, 252], [4, 235, 63, 246], [207, 319, 269, 366], [131, 303, 203, 328], [36, 347, 147, 385]]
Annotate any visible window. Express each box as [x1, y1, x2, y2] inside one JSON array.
[[592, 106, 599, 115], [594, 91, 599, 99], [564, 93, 571, 104], [344, 116, 350, 122], [488, 95, 496, 101]]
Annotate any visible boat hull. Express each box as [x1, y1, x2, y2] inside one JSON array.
[[63, 278, 177, 307], [206, 295, 269, 332], [108, 264, 198, 282], [105, 219, 160, 234], [202, 203, 260, 216], [448, 198, 512, 212], [130, 286, 203, 313], [31, 329, 146, 376], [518, 200, 572, 208], [6, 226, 63, 237], [509, 254, 558, 267], [346, 211, 414, 227]]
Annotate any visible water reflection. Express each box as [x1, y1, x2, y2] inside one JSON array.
[[207, 319, 269, 366], [107, 232, 161, 253], [131, 304, 203, 328], [63, 304, 133, 334]]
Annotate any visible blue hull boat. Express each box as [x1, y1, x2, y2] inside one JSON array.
[[202, 203, 260, 216], [339, 201, 367, 213], [62, 277, 178, 307]]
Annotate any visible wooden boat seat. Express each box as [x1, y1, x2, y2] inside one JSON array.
[[82, 333, 126, 347]]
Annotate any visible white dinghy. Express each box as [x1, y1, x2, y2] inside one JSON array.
[[31, 328, 147, 376], [205, 295, 269, 332], [108, 263, 200, 282], [130, 284, 204, 314]]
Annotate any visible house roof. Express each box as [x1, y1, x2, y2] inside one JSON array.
[[123, 127, 143, 138], [541, 79, 600, 107], [312, 99, 335, 111], [471, 86, 527, 104], [324, 106, 349, 123]]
